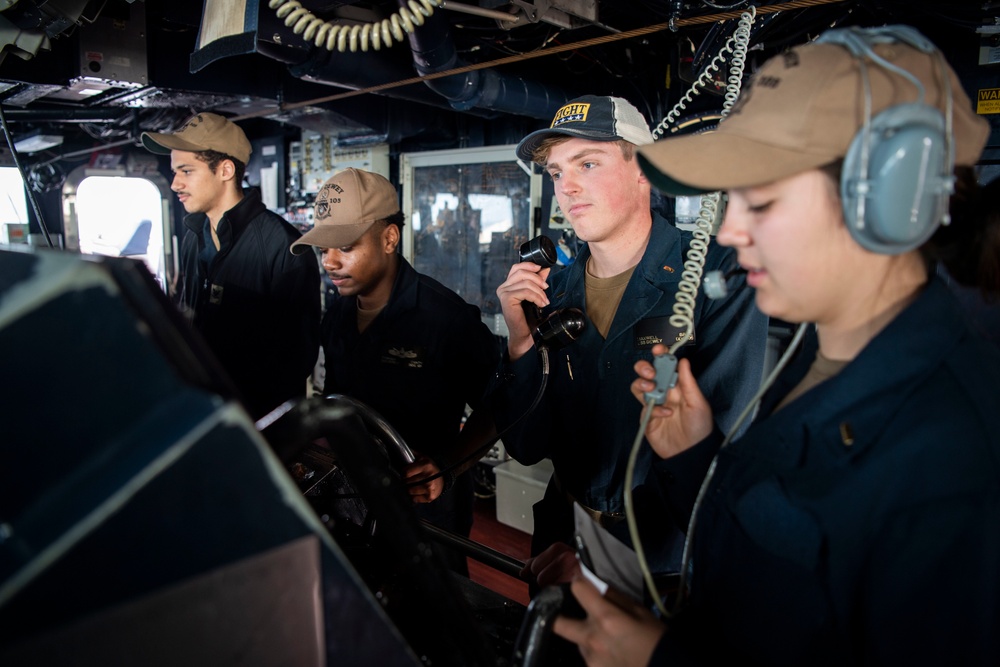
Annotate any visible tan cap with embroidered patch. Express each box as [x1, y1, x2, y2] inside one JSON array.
[[290, 168, 400, 254]]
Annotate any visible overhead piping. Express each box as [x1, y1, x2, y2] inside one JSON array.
[[238, 0, 850, 121], [439, 1, 519, 23], [402, 0, 572, 120]]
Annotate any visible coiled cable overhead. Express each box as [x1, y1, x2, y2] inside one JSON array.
[[269, 0, 443, 52], [656, 5, 754, 355], [652, 6, 754, 140], [622, 6, 756, 619]]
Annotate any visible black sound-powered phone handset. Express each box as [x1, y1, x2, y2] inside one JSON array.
[[518, 235, 557, 333], [641, 265, 749, 405], [518, 236, 586, 350]]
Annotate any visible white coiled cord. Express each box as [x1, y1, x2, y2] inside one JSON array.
[[721, 8, 753, 114], [651, 5, 755, 140], [667, 194, 716, 354], [269, 0, 443, 52], [663, 5, 754, 354], [622, 6, 756, 619]]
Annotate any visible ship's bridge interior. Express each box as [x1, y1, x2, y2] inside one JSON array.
[[1, 1, 999, 665]]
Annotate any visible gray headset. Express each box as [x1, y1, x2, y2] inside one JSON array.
[[816, 26, 955, 255]]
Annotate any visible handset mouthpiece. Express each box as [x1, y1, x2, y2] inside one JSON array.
[[644, 353, 678, 405], [535, 307, 586, 349]]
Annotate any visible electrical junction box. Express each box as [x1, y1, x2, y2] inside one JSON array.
[[294, 136, 390, 196], [494, 458, 553, 535], [2, 224, 29, 245]]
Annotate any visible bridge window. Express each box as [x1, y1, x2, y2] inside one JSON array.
[[75, 176, 166, 288], [0, 167, 29, 244]]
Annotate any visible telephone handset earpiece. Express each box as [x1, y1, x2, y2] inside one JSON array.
[[518, 235, 557, 333], [518, 234, 558, 267], [518, 236, 586, 350]]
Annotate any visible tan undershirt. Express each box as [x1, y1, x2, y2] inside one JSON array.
[[356, 302, 386, 333], [584, 259, 636, 339], [774, 351, 848, 412]]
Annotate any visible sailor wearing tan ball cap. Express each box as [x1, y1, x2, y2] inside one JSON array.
[[141, 112, 321, 421], [292, 168, 500, 574], [550, 26, 1000, 667]]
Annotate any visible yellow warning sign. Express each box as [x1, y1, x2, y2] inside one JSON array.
[[977, 88, 1000, 115]]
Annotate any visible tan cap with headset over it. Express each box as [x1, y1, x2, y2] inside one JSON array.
[[636, 36, 990, 197], [290, 168, 400, 254], [141, 112, 252, 165]]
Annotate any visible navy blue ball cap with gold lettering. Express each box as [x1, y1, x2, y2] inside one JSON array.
[[515, 95, 654, 163]]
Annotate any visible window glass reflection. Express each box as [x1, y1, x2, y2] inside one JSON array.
[[411, 162, 530, 315]]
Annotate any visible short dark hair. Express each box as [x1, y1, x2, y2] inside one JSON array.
[[196, 149, 246, 186], [368, 213, 406, 254], [383, 210, 405, 231]]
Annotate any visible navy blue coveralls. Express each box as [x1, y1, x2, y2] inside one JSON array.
[[321, 257, 501, 569], [491, 212, 768, 569], [648, 277, 1000, 666]]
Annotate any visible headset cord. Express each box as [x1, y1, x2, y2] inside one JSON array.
[[623, 322, 807, 617], [669, 322, 808, 615]]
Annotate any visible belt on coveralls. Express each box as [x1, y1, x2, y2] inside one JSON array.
[[552, 472, 625, 531]]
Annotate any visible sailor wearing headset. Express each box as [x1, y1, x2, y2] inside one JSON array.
[[551, 25, 1000, 667]]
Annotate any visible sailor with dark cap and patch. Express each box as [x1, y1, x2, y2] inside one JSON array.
[[549, 26, 1000, 667], [291, 168, 501, 574], [142, 112, 320, 421], [491, 95, 768, 582]]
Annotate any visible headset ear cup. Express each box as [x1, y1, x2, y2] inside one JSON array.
[[840, 103, 951, 255]]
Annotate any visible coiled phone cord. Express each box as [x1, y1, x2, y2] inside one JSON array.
[[651, 5, 755, 140], [270, 0, 443, 53], [622, 6, 755, 618], [659, 4, 754, 355]]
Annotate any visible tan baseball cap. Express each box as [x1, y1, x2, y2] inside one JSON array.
[[141, 112, 252, 165], [637, 34, 989, 196], [290, 168, 400, 254]]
